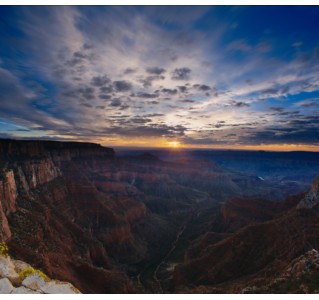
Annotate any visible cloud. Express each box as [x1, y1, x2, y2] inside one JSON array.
[[81, 103, 93, 108], [15, 128, 31, 132], [1, 6, 319, 147], [180, 99, 195, 103], [113, 80, 132, 92], [261, 88, 279, 95], [246, 127, 319, 145], [227, 39, 252, 52], [171, 68, 192, 80], [292, 41, 303, 48], [256, 42, 272, 53], [99, 94, 112, 100], [181, 136, 222, 145], [123, 68, 137, 74], [100, 86, 113, 94], [79, 87, 95, 100], [130, 117, 152, 124], [269, 107, 284, 113], [148, 100, 159, 105], [145, 67, 166, 75], [144, 113, 164, 117], [0, 67, 73, 134], [139, 75, 165, 88], [193, 84, 211, 91], [145, 6, 211, 26], [161, 88, 178, 95], [91, 75, 111, 87], [178, 85, 188, 93], [136, 92, 159, 99], [110, 98, 122, 107], [102, 124, 186, 138], [226, 101, 250, 108], [299, 101, 319, 108]]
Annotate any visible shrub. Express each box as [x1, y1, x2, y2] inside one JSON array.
[[0, 241, 8, 258], [19, 267, 49, 282]]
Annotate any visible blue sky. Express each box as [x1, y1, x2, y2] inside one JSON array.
[[0, 6, 319, 149]]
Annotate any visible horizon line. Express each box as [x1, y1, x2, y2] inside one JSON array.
[[1, 137, 319, 153]]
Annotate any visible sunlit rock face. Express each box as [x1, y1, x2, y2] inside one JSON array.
[[0, 171, 18, 240], [0, 142, 62, 240], [0, 254, 81, 294]]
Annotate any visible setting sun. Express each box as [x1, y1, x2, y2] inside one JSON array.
[[167, 141, 180, 148]]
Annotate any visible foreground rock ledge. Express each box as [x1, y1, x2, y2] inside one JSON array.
[[0, 255, 81, 294]]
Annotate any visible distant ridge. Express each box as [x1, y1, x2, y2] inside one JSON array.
[[0, 138, 115, 159]]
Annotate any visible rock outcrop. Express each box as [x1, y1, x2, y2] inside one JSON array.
[[297, 176, 319, 209], [240, 249, 319, 293], [283, 249, 319, 277], [0, 254, 80, 294]]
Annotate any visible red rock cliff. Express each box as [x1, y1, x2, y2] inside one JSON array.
[[0, 139, 136, 293]]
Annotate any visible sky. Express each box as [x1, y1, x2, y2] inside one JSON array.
[[0, 6, 319, 150]]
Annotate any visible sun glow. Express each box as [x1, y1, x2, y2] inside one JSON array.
[[166, 141, 180, 148]]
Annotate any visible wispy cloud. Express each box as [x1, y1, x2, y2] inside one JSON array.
[[0, 6, 318, 147]]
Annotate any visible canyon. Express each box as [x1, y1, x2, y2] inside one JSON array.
[[1, 138, 319, 293]]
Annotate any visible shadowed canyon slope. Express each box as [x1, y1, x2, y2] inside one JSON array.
[[1, 139, 319, 293]]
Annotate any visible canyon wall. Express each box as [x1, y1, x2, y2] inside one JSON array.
[[0, 139, 133, 293], [2, 139, 314, 293]]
